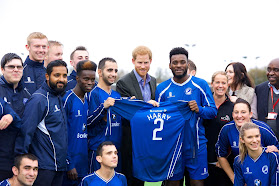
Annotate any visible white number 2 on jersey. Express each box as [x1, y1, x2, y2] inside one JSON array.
[[152, 118, 164, 140]]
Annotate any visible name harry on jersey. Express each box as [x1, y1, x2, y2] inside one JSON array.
[[147, 112, 171, 121]]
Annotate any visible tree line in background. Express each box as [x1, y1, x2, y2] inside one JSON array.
[[114, 66, 267, 86], [153, 66, 268, 86], [248, 66, 267, 87]]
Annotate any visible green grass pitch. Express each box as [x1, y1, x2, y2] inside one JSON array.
[[145, 181, 162, 186]]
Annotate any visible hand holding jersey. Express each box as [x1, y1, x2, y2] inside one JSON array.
[[104, 97, 115, 109], [110, 98, 195, 182], [188, 100, 199, 113], [155, 47, 217, 185], [147, 100, 159, 107]]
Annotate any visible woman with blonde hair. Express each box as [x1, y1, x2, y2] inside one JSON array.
[[216, 98, 279, 184], [234, 122, 279, 186], [204, 71, 234, 186]]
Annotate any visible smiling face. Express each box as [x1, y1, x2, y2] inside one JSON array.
[[1, 59, 23, 87], [267, 59, 279, 89], [13, 158, 38, 186], [169, 54, 188, 82], [70, 50, 89, 71], [26, 38, 49, 62], [211, 74, 228, 97], [98, 61, 118, 86], [132, 54, 151, 79], [46, 66, 68, 93], [233, 103, 253, 128], [45, 45, 63, 67], [240, 128, 261, 152], [77, 70, 96, 93], [225, 64, 234, 87]]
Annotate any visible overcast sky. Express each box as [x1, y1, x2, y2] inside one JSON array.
[[1, 0, 279, 82]]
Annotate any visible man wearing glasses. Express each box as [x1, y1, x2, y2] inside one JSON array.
[[0, 53, 30, 180]]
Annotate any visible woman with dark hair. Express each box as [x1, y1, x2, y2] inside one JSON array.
[[216, 98, 279, 184], [234, 122, 279, 186], [225, 62, 257, 118]]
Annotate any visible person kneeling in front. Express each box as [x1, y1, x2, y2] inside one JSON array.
[[0, 153, 38, 186], [80, 141, 127, 186]]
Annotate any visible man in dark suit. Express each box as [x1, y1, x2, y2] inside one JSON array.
[[116, 46, 156, 186], [255, 58, 279, 138]]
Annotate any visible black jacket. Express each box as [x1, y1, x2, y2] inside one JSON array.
[[204, 96, 234, 163]]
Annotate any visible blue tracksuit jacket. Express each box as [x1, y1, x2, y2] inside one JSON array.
[[0, 76, 31, 117], [15, 82, 68, 171], [66, 70, 77, 91], [0, 97, 21, 171], [22, 56, 46, 94]]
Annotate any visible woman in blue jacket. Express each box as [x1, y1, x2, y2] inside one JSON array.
[[216, 98, 279, 184], [234, 122, 279, 186]]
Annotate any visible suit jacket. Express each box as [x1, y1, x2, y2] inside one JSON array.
[[255, 81, 279, 137], [116, 70, 156, 100], [115, 70, 156, 184], [255, 81, 269, 123]]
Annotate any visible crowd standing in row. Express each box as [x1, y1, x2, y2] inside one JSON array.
[[0, 32, 279, 186]]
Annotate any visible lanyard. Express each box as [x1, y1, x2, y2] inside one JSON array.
[[270, 86, 279, 112]]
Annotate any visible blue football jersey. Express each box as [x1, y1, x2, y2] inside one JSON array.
[[80, 171, 127, 186], [87, 86, 122, 151], [216, 119, 279, 158], [110, 98, 195, 182], [0, 179, 10, 186], [234, 149, 279, 186], [156, 77, 217, 156], [63, 90, 89, 177]]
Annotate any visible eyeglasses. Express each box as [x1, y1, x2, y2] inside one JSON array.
[[4, 65, 23, 70]]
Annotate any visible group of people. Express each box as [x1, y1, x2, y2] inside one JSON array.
[[0, 31, 279, 186]]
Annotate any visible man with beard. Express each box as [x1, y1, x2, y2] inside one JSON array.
[[255, 58, 279, 139], [87, 57, 123, 174], [62, 60, 97, 185], [116, 46, 156, 186], [15, 60, 68, 186], [156, 47, 217, 186]]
